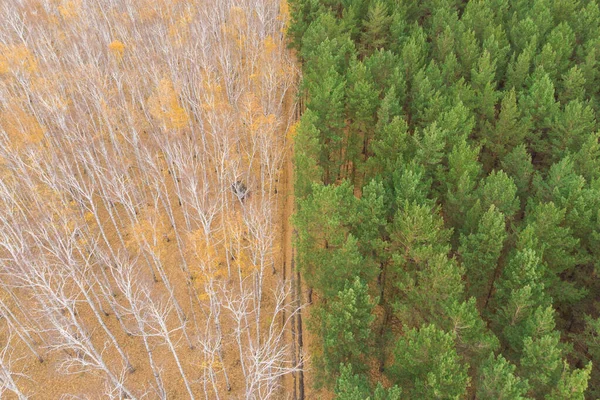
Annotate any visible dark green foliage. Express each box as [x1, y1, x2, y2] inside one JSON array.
[[345, 59, 381, 180], [389, 324, 469, 399], [477, 353, 530, 400], [293, 110, 323, 199], [389, 163, 432, 207], [443, 139, 482, 233], [387, 201, 451, 264], [559, 66, 586, 104], [400, 24, 428, 83], [573, 131, 600, 182], [304, 66, 347, 184], [295, 182, 375, 299], [484, 89, 529, 167], [524, 201, 586, 304], [290, 0, 599, 395], [335, 364, 402, 400], [506, 40, 535, 91], [546, 362, 592, 400], [287, 0, 325, 52], [359, 1, 392, 57], [391, 252, 463, 328], [519, 331, 567, 398], [520, 70, 560, 160], [551, 100, 596, 162], [500, 144, 534, 204], [442, 298, 499, 369], [315, 277, 376, 383], [471, 50, 499, 129], [367, 116, 410, 180], [459, 205, 506, 303], [479, 170, 520, 220], [493, 248, 550, 352], [354, 179, 387, 260], [335, 364, 371, 400], [577, 316, 600, 397]]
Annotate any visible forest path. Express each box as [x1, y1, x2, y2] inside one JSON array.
[[279, 75, 322, 399], [281, 124, 296, 398], [279, 72, 306, 397]]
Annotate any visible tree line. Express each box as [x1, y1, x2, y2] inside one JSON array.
[[289, 0, 600, 398]]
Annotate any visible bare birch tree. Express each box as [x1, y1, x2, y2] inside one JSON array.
[[0, 0, 299, 398]]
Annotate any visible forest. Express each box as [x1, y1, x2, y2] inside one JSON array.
[[289, 0, 600, 398], [0, 0, 300, 398], [3, 0, 600, 399]]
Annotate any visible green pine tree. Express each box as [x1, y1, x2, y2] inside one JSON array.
[[335, 363, 402, 400], [359, 1, 392, 57], [477, 353, 531, 400], [484, 89, 529, 167], [294, 110, 323, 199], [493, 247, 550, 352], [459, 204, 507, 305], [316, 277, 376, 384], [388, 324, 469, 399], [443, 139, 482, 233]]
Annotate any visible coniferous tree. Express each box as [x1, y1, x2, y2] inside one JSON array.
[[294, 111, 323, 199], [520, 69, 560, 161], [442, 298, 499, 369], [493, 247, 550, 352], [346, 59, 381, 181], [305, 65, 347, 184], [500, 144, 534, 206], [505, 40, 535, 91], [459, 205, 507, 304], [524, 201, 586, 304], [401, 24, 428, 84], [559, 66, 586, 104], [573, 131, 600, 183], [551, 100, 596, 161], [334, 364, 372, 400], [479, 170, 520, 221], [578, 316, 600, 397], [335, 363, 402, 400], [484, 89, 529, 167], [546, 363, 592, 400], [315, 277, 376, 384], [477, 353, 531, 400], [519, 331, 566, 398], [443, 139, 482, 233], [471, 50, 499, 131], [359, 1, 392, 57], [368, 116, 410, 181], [392, 253, 464, 328], [288, 0, 326, 52], [389, 324, 469, 399], [296, 181, 374, 299]]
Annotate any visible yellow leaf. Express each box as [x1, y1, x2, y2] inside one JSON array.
[[108, 40, 126, 60], [264, 36, 278, 55], [0, 44, 38, 75], [148, 79, 189, 130], [58, 0, 82, 20]]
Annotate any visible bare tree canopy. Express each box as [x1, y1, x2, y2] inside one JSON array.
[[0, 0, 300, 398]]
